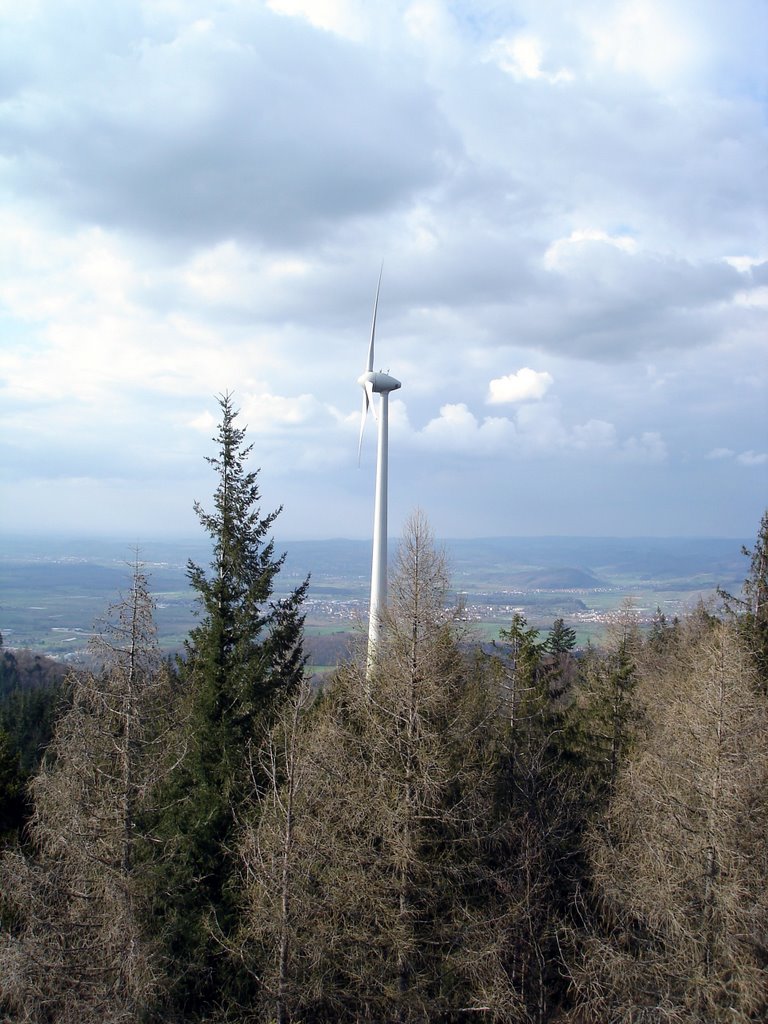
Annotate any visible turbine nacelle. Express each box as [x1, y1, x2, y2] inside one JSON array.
[[357, 370, 402, 395]]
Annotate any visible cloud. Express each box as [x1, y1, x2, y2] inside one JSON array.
[[186, 391, 325, 436], [0, 3, 456, 247], [533, 238, 747, 359], [571, 419, 619, 450], [543, 229, 638, 271], [707, 447, 767, 467], [417, 402, 516, 454], [266, 0, 365, 40], [240, 392, 325, 432], [488, 368, 554, 404], [410, 398, 667, 464], [181, 243, 313, 307], [188, 411, 217, 434], [586, 0, 699, 86], [621, 431, 667, 463], [0, 0, 764, 539], [736, 450, 768, 467], [487, 32, 574, 84], [707, 447, 735, 460]]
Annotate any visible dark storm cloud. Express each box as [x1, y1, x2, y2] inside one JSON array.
[[0, 4, 456, 247], [521, 248, 750, 360]]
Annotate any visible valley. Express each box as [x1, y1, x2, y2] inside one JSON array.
[[0, 533, 748, 666]]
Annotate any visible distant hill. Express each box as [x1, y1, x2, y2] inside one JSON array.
[[1, 533, 747, 584], [441, 536, 747, 582], [506, 567, 607, 590], [0, 533, 748, 658]]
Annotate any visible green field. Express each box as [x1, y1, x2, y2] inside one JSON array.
[[0, 534, 748, 661]]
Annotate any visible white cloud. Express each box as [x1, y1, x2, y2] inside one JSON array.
[[408, 397, 667, 466], [585, 0, 699, 86], [543, 228, 638, 272], [706, 447, 767, 467], [262, 0, 365, 41], [487, 368, 553, 404], [708, 447, 735, 459], [571, 419, 618, 450], [418, 403, 516, 454], [188, 410, 217, 434], [621, 431, 667, 463], [240, 392, 323, 432], [487, 32, 573, 84], [734, 285, 768, 309], [403, 1, 458, 51], [737, 450, 768, 467], [724, 255, 765, 273], [182, 243, 312, 307], [514, 402, 569, 452]]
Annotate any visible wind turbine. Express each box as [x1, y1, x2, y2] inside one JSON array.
[[357, 267, 401, 667]]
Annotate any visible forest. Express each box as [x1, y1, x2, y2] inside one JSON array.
[[1, 394, 766, 1024]]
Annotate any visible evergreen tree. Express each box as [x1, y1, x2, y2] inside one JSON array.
[[0, 641, 68, 784], [735, 510, 768, 692], [717, 511, 768, 692], [542, 617, 579, 702], [0, 726, 25, 840], [548, 602, 645, 936], [496, 612, 547, 746], [568, 600, 643, 795], [153, 392, 307, 1018], [647, 605, 669, 648], [546, 617, 577, 655], [492, 614, 594, 1015]]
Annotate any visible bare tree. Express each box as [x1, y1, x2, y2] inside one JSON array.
[[0, 561, 179, 1024], [567, 616, 768, 1022], [237, 511, 529, 1022], [236, 678, 314, 1024]]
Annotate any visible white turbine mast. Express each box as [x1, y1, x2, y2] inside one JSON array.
[[358, 266, 401, 670]]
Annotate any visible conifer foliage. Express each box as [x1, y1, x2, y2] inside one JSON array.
[[735, 509, 768, 691], [153, 392, 308, 1017]]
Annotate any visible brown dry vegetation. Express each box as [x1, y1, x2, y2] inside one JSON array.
[[2, 507, 766, 1023]]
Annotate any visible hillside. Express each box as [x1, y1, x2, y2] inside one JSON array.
[[0, 534, 748, 658]]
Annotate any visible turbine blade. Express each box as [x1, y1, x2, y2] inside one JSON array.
[[358, 263, 383, 464], [365, 379, 377, 422], [357, 388, 369, 464], [366, 262, 383, 373]]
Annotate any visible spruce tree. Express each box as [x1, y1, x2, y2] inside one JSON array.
[[496, 612, 546, 744], [494, 613, 590, 1012], [0, 726, 24, 840], [154, 392, 307, 1018], [546, 617, 577, 655], [736, 510, 768, 692]]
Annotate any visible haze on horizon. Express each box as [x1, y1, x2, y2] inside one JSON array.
[[0, 0, 766, 543]]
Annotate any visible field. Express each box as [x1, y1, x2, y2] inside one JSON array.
[[0, 534, 749, 664]]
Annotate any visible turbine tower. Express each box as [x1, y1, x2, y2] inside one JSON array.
[[357, 268, 401, 667]]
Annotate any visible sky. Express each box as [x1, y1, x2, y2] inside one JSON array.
[[0, 0, 766, 542]]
